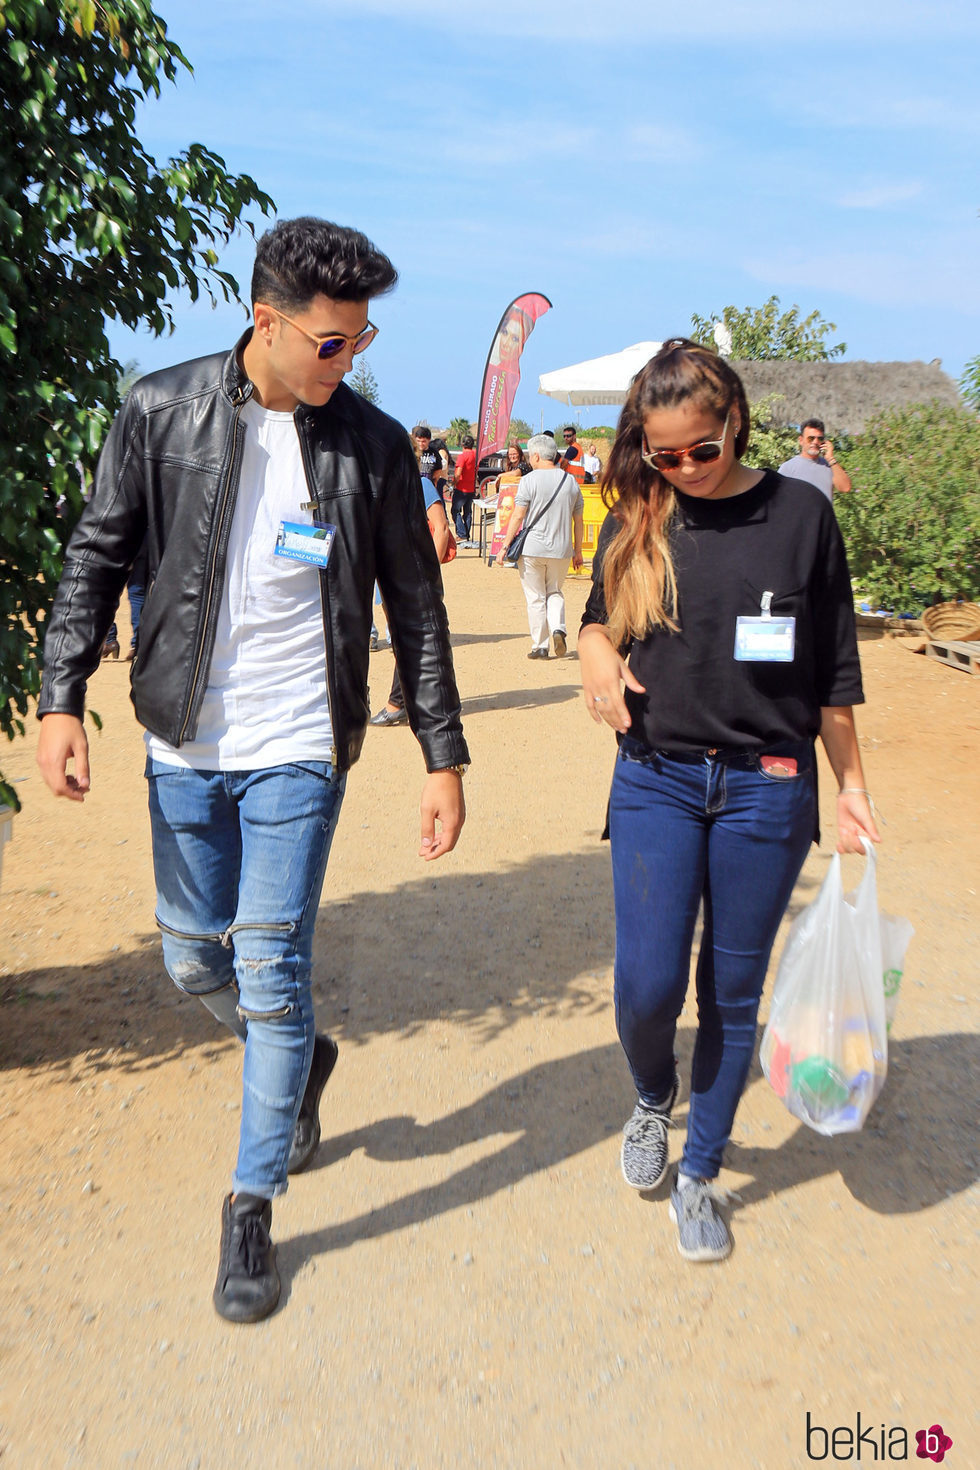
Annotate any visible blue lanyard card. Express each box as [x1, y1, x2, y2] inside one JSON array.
[[734, 616, 796, 662], [274, 520, 336, 568], [734, 589, 796, 662]]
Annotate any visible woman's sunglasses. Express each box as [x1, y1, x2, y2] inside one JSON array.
[[641, 411, 731, 471], [270, 307, 379, 360]]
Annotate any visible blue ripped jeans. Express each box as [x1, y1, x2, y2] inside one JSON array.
[[609, 736, 815, 1180], [146, 759, 346, 1199]]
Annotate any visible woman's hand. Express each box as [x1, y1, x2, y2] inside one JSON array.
[[818, 706, 882, 854], [835, 790, 881, 855], [578, 623, 645, 734]]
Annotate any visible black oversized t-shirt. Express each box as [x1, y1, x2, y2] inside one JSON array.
[[582, 471, 864, 754]]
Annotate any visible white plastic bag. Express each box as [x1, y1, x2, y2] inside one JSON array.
[[760, 839, 913, 1135]]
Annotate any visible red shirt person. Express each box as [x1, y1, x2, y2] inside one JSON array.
[[450, 433, 478, 542]]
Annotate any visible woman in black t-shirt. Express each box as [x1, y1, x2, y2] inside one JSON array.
[[578, 339, 879, 1263]]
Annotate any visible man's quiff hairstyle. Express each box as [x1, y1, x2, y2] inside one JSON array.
[[801, 417, 825, 434], [251, 217, 398, 310]]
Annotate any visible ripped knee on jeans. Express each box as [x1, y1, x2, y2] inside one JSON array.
[[235, 954, 300, 1024], [169, 958, 234, 998]]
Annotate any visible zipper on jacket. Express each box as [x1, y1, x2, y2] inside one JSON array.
[[177, 387, 250, 744], [296, 409, 340, 769]]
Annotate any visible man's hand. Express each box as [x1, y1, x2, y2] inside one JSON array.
[[37, 713, 90, 801], [419, 770, 465, 861]]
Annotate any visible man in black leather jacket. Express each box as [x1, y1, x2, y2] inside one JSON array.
[[37, 217, 469, 1324]]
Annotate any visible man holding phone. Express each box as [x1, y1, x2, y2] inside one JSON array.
[[779, 417, 852, 501]]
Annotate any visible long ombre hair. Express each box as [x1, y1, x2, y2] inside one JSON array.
[[598, 339, 751, 649]]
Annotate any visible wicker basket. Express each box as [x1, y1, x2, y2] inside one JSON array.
[[921, 601, 980, 642]]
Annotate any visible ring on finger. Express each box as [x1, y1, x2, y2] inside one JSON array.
[[592, 695, 609, 704]]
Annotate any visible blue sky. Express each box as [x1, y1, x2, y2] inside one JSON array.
[[113, 0, 980, 433]]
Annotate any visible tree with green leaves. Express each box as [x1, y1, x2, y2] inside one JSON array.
[[834, 401, 980, 610], [349, 361, 380, 404], [959, 354, 980, 413], [691, 295, 846, 361], [745, 394, 800, 471], [0, 0, 273, 800], [447, 416, 471, 446]]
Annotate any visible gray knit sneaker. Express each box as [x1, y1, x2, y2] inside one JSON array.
[[620, 1075, 678, 1190], [668, 1176, 732, 1262]]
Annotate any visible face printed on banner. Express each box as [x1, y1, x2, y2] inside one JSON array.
[[493, 312, 526, 366]]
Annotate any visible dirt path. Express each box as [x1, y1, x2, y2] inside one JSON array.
[[1, 553, 977, 1468]]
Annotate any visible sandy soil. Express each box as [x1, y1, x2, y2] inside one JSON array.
[[0, 553, 977, 1469]]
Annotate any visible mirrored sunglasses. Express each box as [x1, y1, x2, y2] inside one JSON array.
[[272, 307, 379, 360]]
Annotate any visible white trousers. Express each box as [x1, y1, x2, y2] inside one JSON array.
[[519, 555, 568, 650]]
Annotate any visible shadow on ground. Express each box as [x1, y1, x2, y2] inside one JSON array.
[[0, 848, 617, 1074], [459, 683, 581, 715], [0, 845, 829, 1074], [275, 1028, 978, 1292]]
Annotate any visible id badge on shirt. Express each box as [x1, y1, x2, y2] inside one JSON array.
[[274, 520, 336, 568], [734, 590, 796, 663]]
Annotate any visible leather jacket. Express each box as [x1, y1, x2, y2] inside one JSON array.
[[39, 333, 469, 774]]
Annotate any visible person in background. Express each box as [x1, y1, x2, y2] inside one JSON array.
[[579, 339, 877, 1263], [429, 434, 451, 501], [560, 425, 582, 465], [487, 441, 529, 496], [779, 418, 852, 501], [493, 432, 584, 658], [412, 425, 440, 480], [583, 442, 602, 479], [451, 433, 477, 545], [100, 543, 148, 660]]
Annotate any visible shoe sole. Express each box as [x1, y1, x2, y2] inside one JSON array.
[[668, 1199, 733, 1261], [553, 634, 567, 657], [288, 1037, 339, 1175]]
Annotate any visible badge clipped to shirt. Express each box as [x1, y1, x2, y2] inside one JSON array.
[[274, 520, 337, 569], [734, 590, 796, 663]]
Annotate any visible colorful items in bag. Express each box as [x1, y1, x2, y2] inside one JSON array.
[[760, 839, 913, 1136]]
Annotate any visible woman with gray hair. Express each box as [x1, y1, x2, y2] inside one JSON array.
[[493, 434, 584, 658]]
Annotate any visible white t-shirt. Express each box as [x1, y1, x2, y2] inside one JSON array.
[[146, 400, 333, 770]]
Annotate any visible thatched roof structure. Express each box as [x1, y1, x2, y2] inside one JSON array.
[[733, 360, 962, 434]]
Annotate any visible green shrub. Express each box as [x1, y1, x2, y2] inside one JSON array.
[[835, 402, 980, 609]]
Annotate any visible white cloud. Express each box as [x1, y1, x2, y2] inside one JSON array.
[[836, 182, 924, 209]]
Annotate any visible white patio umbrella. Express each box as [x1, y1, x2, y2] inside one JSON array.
[[537, 342, 662, 406]]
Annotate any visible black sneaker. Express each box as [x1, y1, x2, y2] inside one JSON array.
[[288, 1033, 338, 1174], [620, 1075, 679, 1190], [212, 1193, 280, 1323], [553, 631, 567, 658], [669, 1176, 733, 1262]]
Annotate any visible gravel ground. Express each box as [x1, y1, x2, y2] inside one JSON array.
[[0, 553, 976, 1468]]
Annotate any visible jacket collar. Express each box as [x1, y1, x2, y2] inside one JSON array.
[[223, 328, 255, 403]]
